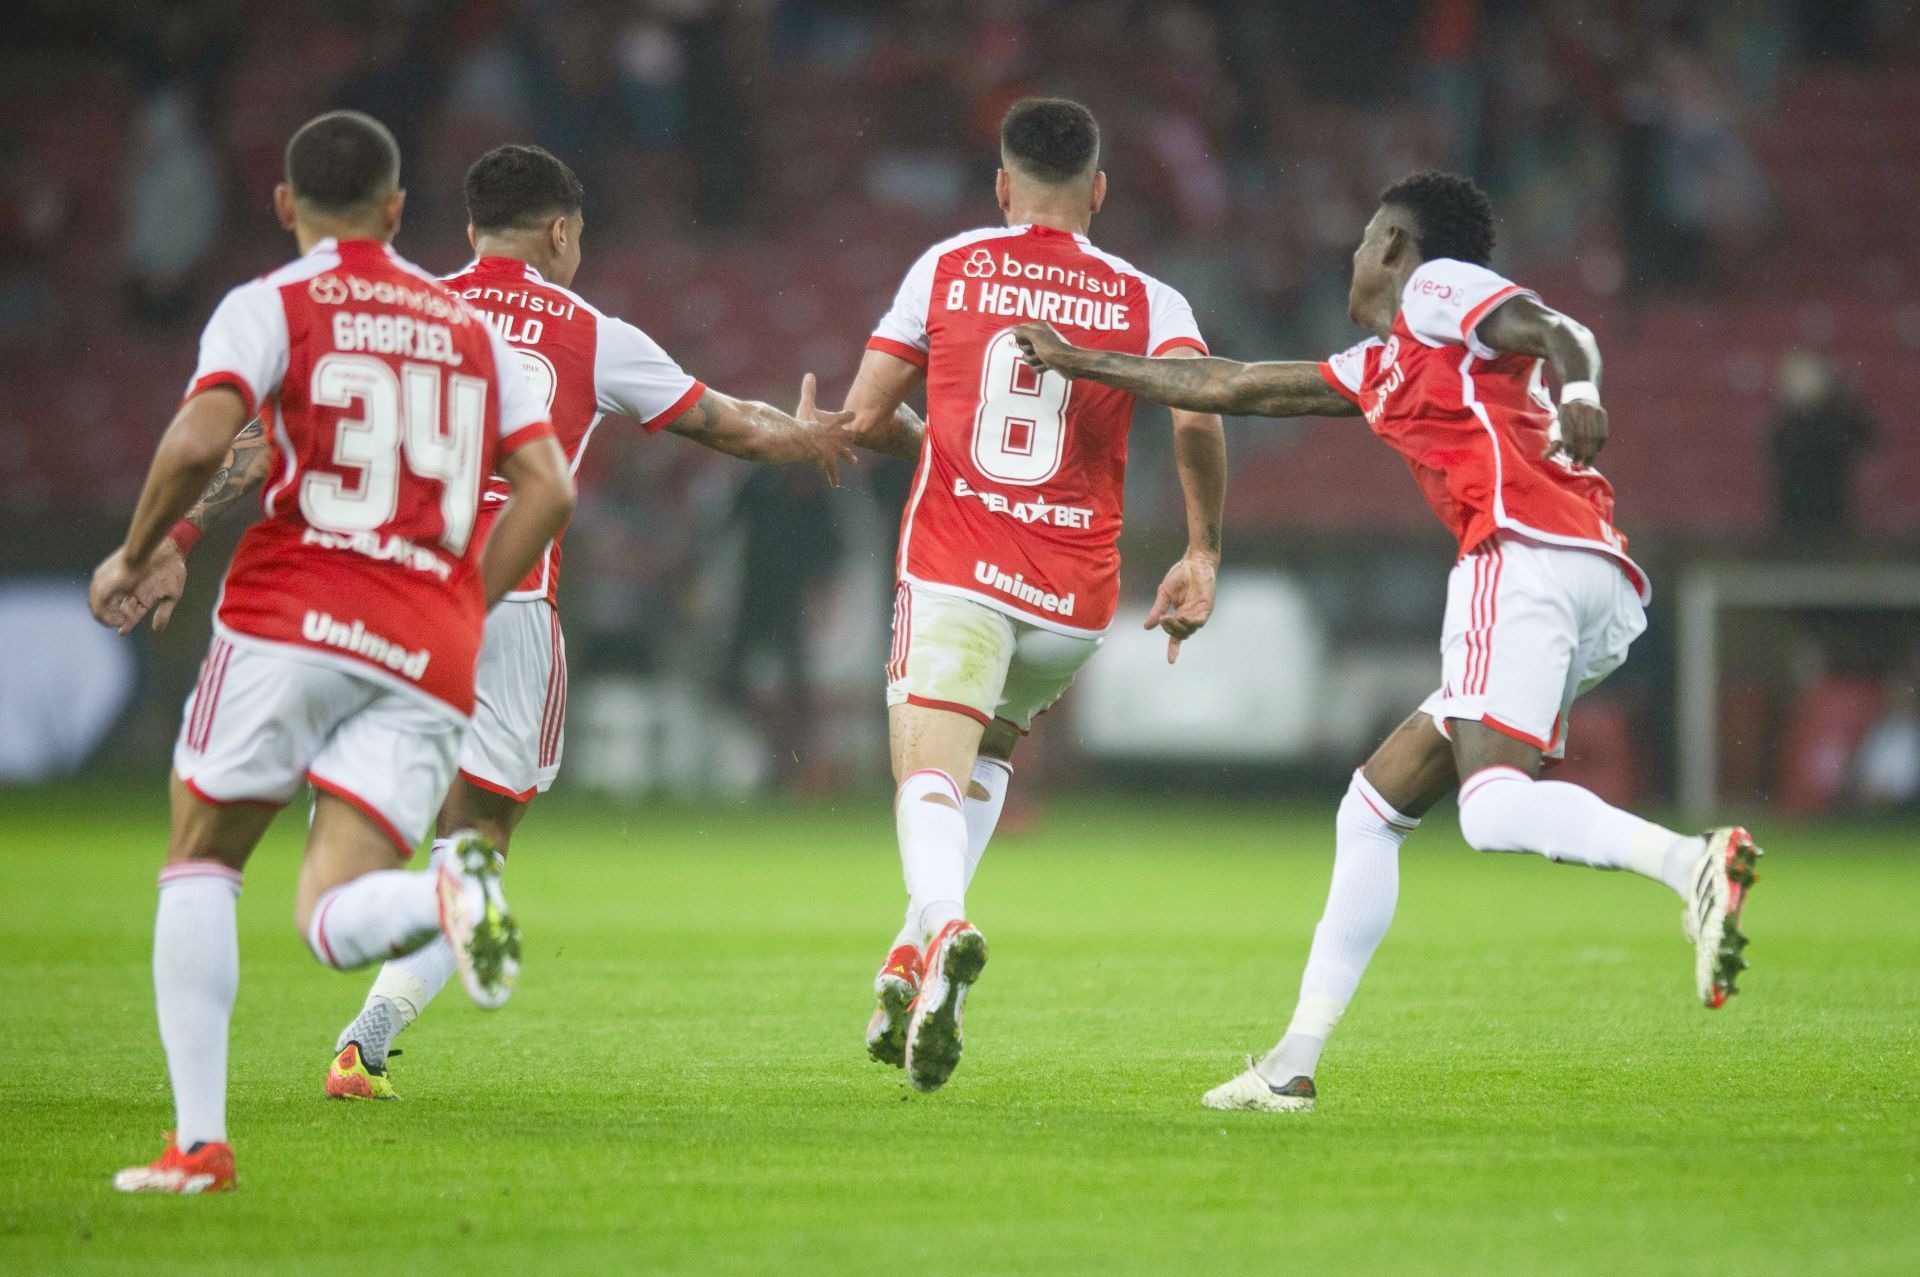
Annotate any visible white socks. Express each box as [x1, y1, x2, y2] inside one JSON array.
[[305, 868, 440, 970], [153, 862, 243, 1148], [1457, 766, 1699, 894], [963, 757, 1012, 890], [1261, 771, 1414, 1083], [895, 768, 968, 943], [337, 840, 464, 1065], [891, 758, 1010, 950]]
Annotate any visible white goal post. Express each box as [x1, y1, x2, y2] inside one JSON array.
[[1676, 560, 1920, 814]]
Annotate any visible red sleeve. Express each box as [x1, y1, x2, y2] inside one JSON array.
[[498, 420, 557, 457], [1318, 362, 1362, 405], [184, 372, 257, 418], [1460, 284, 1528, 344], [865, 336, 929, 369], [638, 380, 706, 434], [1149, 336, 1209, 357]]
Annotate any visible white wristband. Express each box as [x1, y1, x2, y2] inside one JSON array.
[[1559, 379, 1600, 406]]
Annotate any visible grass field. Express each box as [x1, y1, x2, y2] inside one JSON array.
[[1, 786, 1915, 1275]]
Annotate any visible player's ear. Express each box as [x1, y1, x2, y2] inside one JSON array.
[[995, 168, 1011, 215], [1384, 224, 1415, 267], [1089, 170, 1107, 216], [467, 222, 479, 253], [383, 189, 406, 239], [273, 183, 296, 231], [549, 214, 568, 254]]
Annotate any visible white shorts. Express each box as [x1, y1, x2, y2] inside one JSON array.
[[885, 582, 1101, 733], [1419, 534, 1646, 759], [458, 599, 567, 802], [173, 631, 464, 856]]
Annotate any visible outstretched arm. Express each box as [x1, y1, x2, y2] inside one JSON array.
[[1013, 322, 1360, 419], [90, 387, 252, 632], [1476, 294, 1608, 465], [1148, 349, 1226, 664], [663, 380, 859, 485]]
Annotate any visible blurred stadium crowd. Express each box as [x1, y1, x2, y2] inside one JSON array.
[[3, 0, 1918, 810]]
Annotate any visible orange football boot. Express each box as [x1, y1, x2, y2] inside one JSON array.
[[113, 1136, 237, 1194]]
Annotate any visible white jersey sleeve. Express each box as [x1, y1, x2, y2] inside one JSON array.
[[867, 243, 942, 367], [485, 321, 553, 452], [1320, 336, 1383, 403], [1141, 274, 1208, 357], [186, 279, 289, 415], [1399, 259, 1537, 359], [594, 316, 703, 432]]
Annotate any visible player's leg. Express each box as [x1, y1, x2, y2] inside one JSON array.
[[868, 584, 1011, 1082], [1446, 539, 1760, 1006], [328, 602, 554, 1097], [1206, 712, 1456, 1113], [305, 690, 520, 1011], [117, 639, 314, 1193]]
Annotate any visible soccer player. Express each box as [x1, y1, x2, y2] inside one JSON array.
[[1013, 171, 1762, 1114], [837, 98, 1228, 1092], [118, 144, 869, 1100], [91, 111, 576, 1192]]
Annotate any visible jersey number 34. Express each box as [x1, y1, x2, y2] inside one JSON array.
[[301, 354, 488, 555], [972, 329, 1070, 486]]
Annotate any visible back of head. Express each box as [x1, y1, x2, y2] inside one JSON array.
[[465, 144, 585, 234], [1379, 170, 1496, 267], [1000, 97, 1100, 188], [284, 111, 401, 218]]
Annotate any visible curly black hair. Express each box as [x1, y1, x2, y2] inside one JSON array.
[[1379, 170, 1496, 267]]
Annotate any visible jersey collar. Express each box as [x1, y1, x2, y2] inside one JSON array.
[[470, 256, 544, 282], [1015, 223, 1091, 246]]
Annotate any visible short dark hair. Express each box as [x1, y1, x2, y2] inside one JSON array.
[[1001, 97, 1100, 185], [284, 111, 401, 214], [465, 145, 585, 234], [1379, 170, 1496, 267]]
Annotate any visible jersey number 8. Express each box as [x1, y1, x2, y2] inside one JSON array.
[[301, 354, 488, 555], [972, 329, 1070, 486]]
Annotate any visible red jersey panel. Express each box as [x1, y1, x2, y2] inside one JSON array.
[[1318, 258, 1649, 601], [189, 238, 553, 714], [447, 257, 703, 604], [868, 224, 1207, 633]]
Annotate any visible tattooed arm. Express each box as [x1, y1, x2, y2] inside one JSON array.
[[853, 399, 927, 463], [179, 415, 273, 537], [1012, 322, 1361, 419], [106, 414, 272, 635], [662, 378, 859, 484]]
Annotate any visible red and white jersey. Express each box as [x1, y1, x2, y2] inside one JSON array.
[[1318, 258, 1649, 601], [869, 224, 1207, 634], [448, 257, 704, 604], [189, 238, 553, 715]]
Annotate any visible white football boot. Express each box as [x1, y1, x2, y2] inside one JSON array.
[[1202, 1056, 1317, 1113], [435, 830, 519, 1010], [1685, 826, 1762, 1009]]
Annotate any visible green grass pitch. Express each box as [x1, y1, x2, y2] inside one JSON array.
[[1, 785, 1915, 1275]]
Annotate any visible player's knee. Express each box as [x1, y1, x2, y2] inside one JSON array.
[[1456, 767, 1533, 853]]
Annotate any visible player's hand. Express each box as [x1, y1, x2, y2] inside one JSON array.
[[1551, 400, 1608, 467], [793, 372, 860, 487], [1012, 322, 1079, 376], [1145, 551, 1218, 664], [113, 535, 189, 634], [88, 547, 147, 633]]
